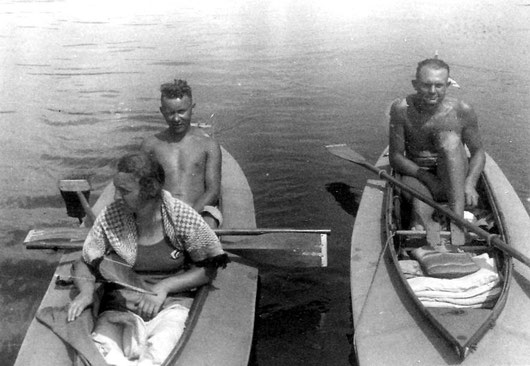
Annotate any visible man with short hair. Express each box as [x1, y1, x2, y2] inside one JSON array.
[[142, 79, 222, 228], [389, 58, 485, 248]]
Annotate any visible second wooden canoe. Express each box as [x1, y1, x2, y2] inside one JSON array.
[[15, 147, 258, 366], [350, 149, 530, 365]]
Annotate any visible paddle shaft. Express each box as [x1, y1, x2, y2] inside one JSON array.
[[215, 228, 330, 235], [75, 191, 96, 225], [328, 145, 530, 268], [24, 228, 330, 265], [24, 227, 330, 243]]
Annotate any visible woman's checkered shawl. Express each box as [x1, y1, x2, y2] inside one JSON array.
[[82, 190, 224, 266]]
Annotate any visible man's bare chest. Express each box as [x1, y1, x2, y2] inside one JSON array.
[[153, 145, 206, 172], [405, 108, 462, 137]]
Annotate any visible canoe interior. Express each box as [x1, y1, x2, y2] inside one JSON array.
[[15, 147, 258, 366], [386, 168, 512, 359]]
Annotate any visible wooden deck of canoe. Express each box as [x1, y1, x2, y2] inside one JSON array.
[[15, 147, 259, 366], [350, 151, 530, 365]]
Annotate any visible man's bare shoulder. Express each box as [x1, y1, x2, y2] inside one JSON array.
[[441, 96, 470, 110], [444, 97, 476, 122], [391, 97, 408, 110], [389, 97, 409, 123], [141, 133, 165, 151], [189, 127, 220, 148]]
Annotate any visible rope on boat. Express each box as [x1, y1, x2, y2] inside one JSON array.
[[356, 232, 395, 322]]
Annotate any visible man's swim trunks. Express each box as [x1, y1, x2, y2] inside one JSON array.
[[202, 205, 223, 227]]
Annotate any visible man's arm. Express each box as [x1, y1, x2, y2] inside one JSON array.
[[193, 139, 221, 212], [389, 101, 414, 174], [459, 101, 485, 206]]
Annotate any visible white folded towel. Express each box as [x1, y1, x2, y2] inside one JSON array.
[[407, 253, 501, 309]]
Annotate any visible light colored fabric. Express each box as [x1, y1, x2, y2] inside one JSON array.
[[82, 190, 224, 266], [414, 278, 500, 299], [408, 254, 501, 309], [418, 286, 502, 307], [92, 304, 189, 366], [202, 205, 223, 227]]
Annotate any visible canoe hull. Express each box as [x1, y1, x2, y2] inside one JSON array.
[[351, 149, 530, 365], [385, 156, 512, 359], [15, 147, 258, 366]]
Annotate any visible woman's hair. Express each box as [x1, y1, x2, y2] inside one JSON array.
[[116, 153, 165, 200]]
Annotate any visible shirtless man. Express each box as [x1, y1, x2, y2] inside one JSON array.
[[389, 58, 485, 247], [141, 79, 222, 228]]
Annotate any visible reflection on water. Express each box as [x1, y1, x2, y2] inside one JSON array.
[[1, 0, 529, 364]]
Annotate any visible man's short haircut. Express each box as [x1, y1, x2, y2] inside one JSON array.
[[117, 153, 165, 200], [160, 79, 192, 99], [415, 58, 450, 79]]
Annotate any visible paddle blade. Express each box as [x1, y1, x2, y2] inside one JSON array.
[[59, 179, 91, 192], [25, 227, 89, 243], [98, 256, 155, 294], [58, 179, 93, 222], [222, 232, 328, 267], [325, 144, 367, 165]]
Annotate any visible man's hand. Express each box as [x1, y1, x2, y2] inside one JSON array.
[[464, 183, 480, 208], [67, 292, 93, 322]]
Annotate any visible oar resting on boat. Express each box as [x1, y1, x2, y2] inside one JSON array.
[[326, 143, 530, 268], [24, 227, 329, 267], [30, 178, 329, 268]]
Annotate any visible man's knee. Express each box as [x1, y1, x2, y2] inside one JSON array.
[[401, 176, 431, 196]]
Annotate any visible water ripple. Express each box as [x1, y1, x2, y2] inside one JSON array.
[[40, 153, 115, 170], [28, 71, 143, 76], [0, 195, 65, 210]]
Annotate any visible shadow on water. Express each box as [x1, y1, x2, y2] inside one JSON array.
[[257, 300, 330, 337], [255, 269, 331, 335], [325, 182, 360, 217]]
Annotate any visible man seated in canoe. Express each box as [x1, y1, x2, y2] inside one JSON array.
[[388, 57, 486, 249], [141, 79, 223, 228], [67, 152, 229, 365]]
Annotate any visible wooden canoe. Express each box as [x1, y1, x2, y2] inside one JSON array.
[[350, 148, 530, 365], [385, 154, 511, 360], [14, 147, 259, 366]]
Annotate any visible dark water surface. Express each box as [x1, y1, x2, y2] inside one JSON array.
[[1, 1, 529, 364]]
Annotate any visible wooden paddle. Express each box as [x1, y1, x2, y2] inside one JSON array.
[[23, 227, 330, 267], [326, 143, 530, 268], [59, 179, 96, 226]]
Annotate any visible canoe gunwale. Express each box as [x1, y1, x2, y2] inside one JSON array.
[[384, 167, 512, 360], [160, 285, 209, 365]]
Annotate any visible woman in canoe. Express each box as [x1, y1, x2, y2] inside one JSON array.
[[67, 152, 229, 365]]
